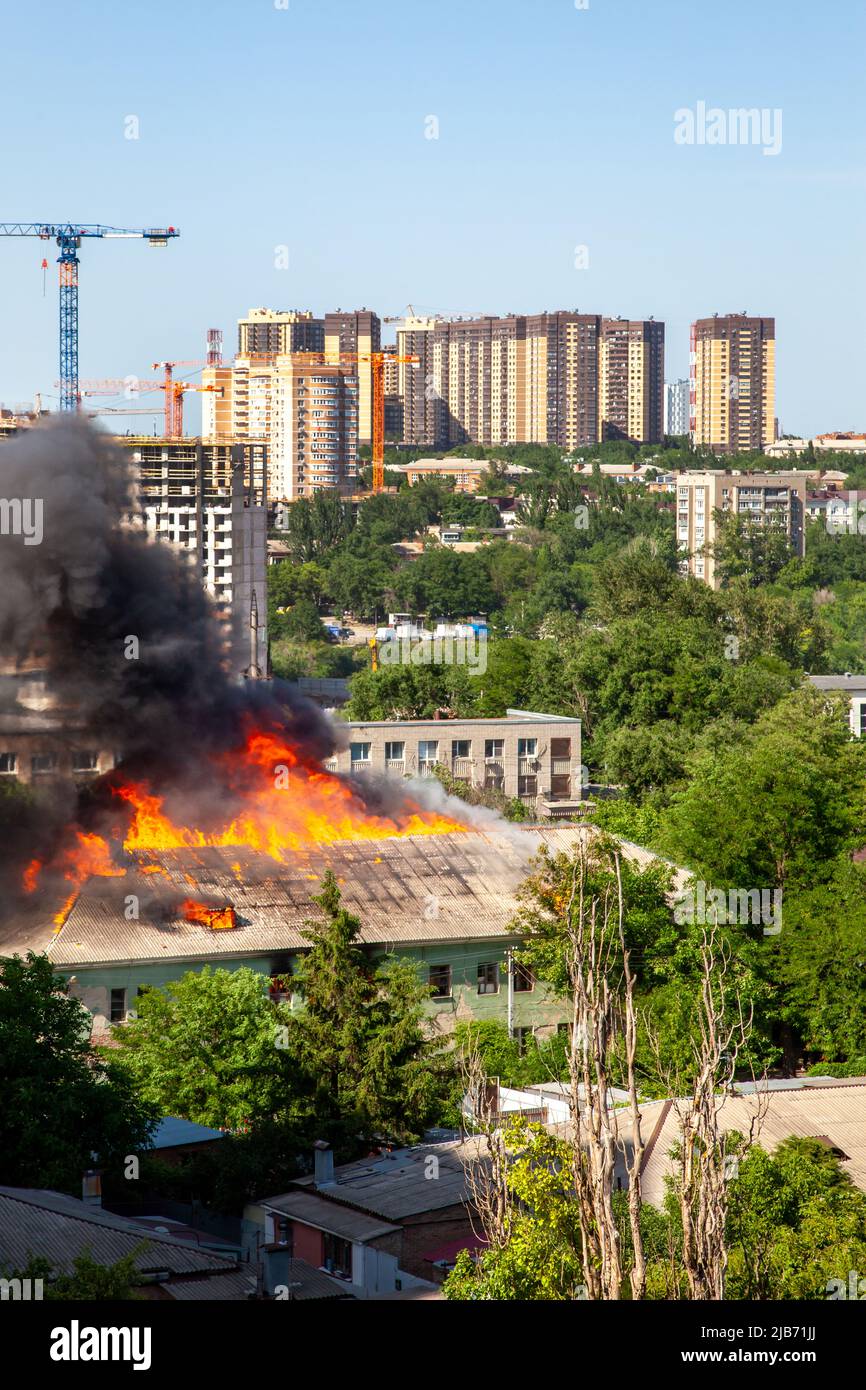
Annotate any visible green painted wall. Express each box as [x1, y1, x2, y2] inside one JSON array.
[[59, 938, 568, 1037]]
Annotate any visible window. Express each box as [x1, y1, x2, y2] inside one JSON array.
[[514, 1026, 534, 1057], [550, 773, 571, 799], [451, 740, 470, 760], [477, 962, 499, 995], [0, 752, 17, 775], [72, 750, 99, 773], [31, 753, 59, 775], [513, 962, 534, 993], [109, 988, 127, 1023], [350, 742, 371, 765], [517, 738, 537, 759], [418, 740, 439, 772], [550, 738, 571, 760], [484, 739, 503, 759], [429, 964, 452, 999], [518, 774, 537, 797], [323, 1232, 353, 1280], [269, 973, 292, 1004], [384, 741, 404, 761]]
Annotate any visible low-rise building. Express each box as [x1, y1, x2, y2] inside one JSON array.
[[25, 827, 614, 1042], [0, 664, 114, 785], [329, 709, 583, 816], [808, 674, 866, 737], [245, 1138, 483, 1296]]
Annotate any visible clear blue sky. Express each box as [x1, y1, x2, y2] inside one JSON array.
[[0, 0, 863, 435]]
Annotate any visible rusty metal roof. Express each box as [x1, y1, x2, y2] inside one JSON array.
[[47, 826, 597, 968]]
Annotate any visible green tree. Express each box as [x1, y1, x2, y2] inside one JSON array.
[[291, 873, 445, 1141], [726, 1138, 866, 1300], [112, 966, 295, 1131], [712, 510, 796, 589], [660, 686, 866, 889], [0, 953, 156, 1192], [282, 597, 327, 642]]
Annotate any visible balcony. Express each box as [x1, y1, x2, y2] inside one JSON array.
[[452, 758, 473, 780], [385, 759, 405, 775]]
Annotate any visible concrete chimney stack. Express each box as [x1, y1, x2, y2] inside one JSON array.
[[313, 1140, 335, 1188]]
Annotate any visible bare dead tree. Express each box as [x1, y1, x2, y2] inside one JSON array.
[[459, 1032, 511, 1252], [655, 925, 766, 1300], [563, 842, 646, 1300]]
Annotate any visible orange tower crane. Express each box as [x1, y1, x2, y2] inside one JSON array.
[[240, 349, 419, 492], [151, 361, 212, 437]]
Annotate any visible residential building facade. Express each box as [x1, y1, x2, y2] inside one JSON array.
[[237, 307, 324, 357], [600, 318, 665, 443], [324, 309, 381, 444], [391, 310, 661, 449], [328, 709, 583, 815], [120, 436, 269, 670], [664, 378, 690, 436], [675, 468, 806, 588], [203, 356, 358, 502], [690, 313, 776, 454]]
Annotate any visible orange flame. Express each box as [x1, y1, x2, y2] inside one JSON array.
[[116, 728, 462, 862], [181, 899, 236, 931], [22, 725, 465, 903]]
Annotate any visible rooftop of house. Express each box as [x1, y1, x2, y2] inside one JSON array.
[[152, 1116, 227, 1150], [267, 1137, 485, 1225], [637, 1078, 866, 1206], [809, 674, 866, 692], [0, 1186, 239, 1283]]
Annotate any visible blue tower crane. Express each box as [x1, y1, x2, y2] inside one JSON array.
[[0, 223, 180, 411]]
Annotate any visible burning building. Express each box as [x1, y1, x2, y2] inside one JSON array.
[[20, 826, 593, 1041]]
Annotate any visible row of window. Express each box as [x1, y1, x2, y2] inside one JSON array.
[[349, 736, 572, 764], [428, 960, 533, 999], [0, 751, 100, 775]]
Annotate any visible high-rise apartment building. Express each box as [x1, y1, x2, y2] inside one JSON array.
[[393, 311, 606, 450], [600, 318, 664, 443], [396, 316, 438, 446], [324, 309, 380, 444], [690, 314, 776, 454], [203, 356, 358, 502], [237, 308, 324, 356], [390, 310, 665, 450], [664, 378, 690, 436], [119, 436, 269, 672], [675, 469, 805, 588]]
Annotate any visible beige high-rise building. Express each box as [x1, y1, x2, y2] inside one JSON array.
[[203, 356, 358, 502], [675, 469, 806, 588], [690, 314, 776, 454], [600, 318, 664, 443], [393, 311, 605, 450], [324, 309, 380, 444], [395, 316, 438, 446]]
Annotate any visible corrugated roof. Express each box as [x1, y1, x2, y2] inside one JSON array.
[[164, 1269, 259, 1301], [638, 1081, 866, 1206], [259, 1190, 400, 1242], [290, 1138, 483, 1220], [0, 1187, 237, 1277], [47, 827, 610, 968], [152, 1116, 226, 1149]]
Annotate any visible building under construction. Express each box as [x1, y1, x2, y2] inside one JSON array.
[[119, 435, 269, 673]]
